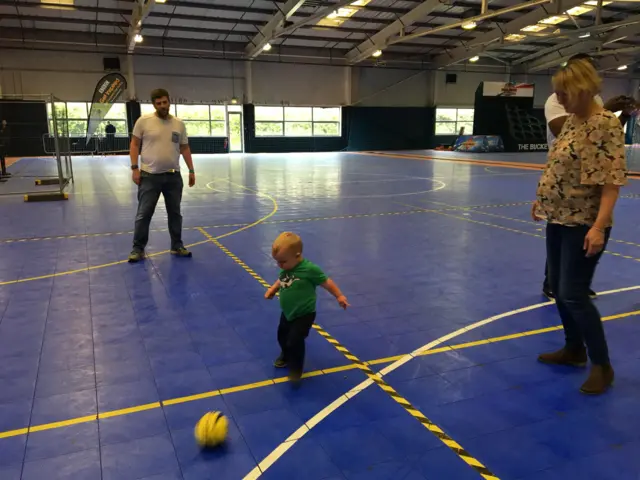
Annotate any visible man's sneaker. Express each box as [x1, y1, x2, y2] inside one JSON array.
[[273, 355, 287, 368], [171, 247, 192, 257], [128, 250, 144, 263]]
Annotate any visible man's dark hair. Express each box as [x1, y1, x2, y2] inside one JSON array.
[[150, 88, 170, 103], [568, 53, 596, 66]]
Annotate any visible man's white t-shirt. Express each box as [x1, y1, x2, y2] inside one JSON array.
[[544, 93, 604, 147], [132, 113, 188, 173]]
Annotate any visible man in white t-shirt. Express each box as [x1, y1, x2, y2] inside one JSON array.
[[541, 53, 636, 299], [545, 92, 604, 147], [128, 88, 196, 263]]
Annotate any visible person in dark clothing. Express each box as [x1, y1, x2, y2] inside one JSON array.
[[105, 121, 116, 152], [0, 119, 11, 179]]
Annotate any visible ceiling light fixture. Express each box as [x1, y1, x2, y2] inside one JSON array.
[[539, 15, 569, 25], [262, 43, 272, 51], [372, 49, 382, 57], [469, 56, 480, 62], [618, 65, 628, 71], [521, 24, 547, 33], [578, 32, 591, 38], [134, 34, 143, 43], [462, 21, 477, 30], [504, 34, 526, 42], [317, 0, 371, 28]]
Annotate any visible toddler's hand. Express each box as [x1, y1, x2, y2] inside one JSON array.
[[337, 296, 349, 309], [265, 289, 276, 300]]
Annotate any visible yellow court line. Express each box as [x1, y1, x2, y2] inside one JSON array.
[[0, 180, 278, 287], [0, 224, 247, 245], [397, 201, 640, 265], [0, 200, 555, 247], [0, 203, 531, 246], [433, 201, 640, 251], [0, 309, 637, 441], [354, 151, 546, 172], [205, 233, 499, 480]]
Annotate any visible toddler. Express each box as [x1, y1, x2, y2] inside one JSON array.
[[265, 232, 349, 381]]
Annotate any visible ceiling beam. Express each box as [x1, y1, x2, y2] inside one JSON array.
[[127, 0, 155, 54], [512, 39, 581, 65], [0, 14, 490, 51], [431, 0, 587, 68], [245, 0, 306, 59], [602, 21, 640, 46], [0, 1, 521, 41], [596, 53, 637, 72], [345, 0, 441, 65], [274, 0, 356, 39], [526, 40, 602, 72], [0, 27, 458, 68]]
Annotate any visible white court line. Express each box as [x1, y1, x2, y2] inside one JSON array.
[[243, 284, 640, 479]]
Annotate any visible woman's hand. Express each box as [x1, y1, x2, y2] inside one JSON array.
[[531, 201, 543, 222], [584, 228, 606, 257]]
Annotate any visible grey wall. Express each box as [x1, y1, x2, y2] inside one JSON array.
[[0, 49, 634, 109]]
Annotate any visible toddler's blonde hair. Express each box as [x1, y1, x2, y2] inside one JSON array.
[[272, 232, 303, 256]]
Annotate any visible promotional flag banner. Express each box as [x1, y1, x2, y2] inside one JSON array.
[[85, 73, 127, 144]]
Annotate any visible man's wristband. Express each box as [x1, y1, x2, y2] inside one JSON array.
[[131, 165, 139, 170], [189, 169, 195, 174]]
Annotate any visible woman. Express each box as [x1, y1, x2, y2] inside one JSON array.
[[532, 59, 627, 395]]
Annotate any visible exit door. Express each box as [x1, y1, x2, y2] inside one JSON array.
[[227, 112, 243, 152]]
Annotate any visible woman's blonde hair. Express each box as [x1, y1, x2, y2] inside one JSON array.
[[552, 58, 602, 102]]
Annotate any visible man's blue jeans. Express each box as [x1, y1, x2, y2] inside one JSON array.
[[546, 223, 611, 366], [133, 171, 184, 252]]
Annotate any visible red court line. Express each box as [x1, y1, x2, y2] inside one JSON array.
[[5, 157, 25, 167]]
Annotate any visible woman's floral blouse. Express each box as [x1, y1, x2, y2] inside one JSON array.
[[536, 110, 627, 227]]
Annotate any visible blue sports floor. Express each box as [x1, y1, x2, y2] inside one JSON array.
[[1, 151, 640, 480]]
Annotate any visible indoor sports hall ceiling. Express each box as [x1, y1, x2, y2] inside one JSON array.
[[1, 0, 640, 74]]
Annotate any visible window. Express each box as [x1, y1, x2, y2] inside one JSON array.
[[141, 103, 177, 116], [176, 104, 211, 136], [210, 106, 227, 136], [435, 108, 474, 135], [127, 103, 235, 137], [285, 107, 312, 136], [47, 102, 240, 138], [255, 106, 341, 137], [47, 101, 129, 137]]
